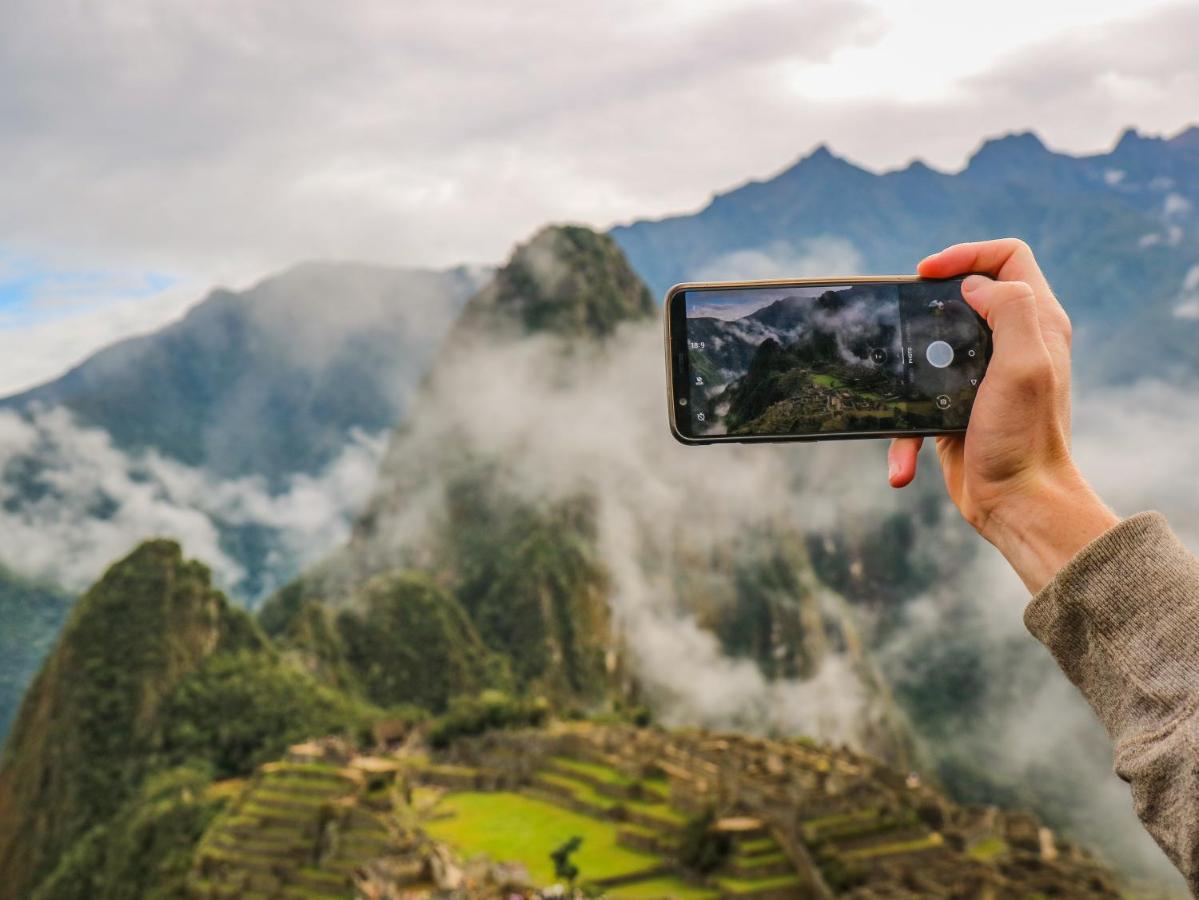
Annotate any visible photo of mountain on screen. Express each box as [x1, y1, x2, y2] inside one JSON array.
[[673, 278, 991, 440]]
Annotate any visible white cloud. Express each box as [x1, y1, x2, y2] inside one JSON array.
[[1173, 265, 1199, 319], [0, 280, 201, 395], [692, 237, 864, 284], [0, 0, 1194, 287], [0, 406, 386, 593], [1165, 193, 1192, 218]]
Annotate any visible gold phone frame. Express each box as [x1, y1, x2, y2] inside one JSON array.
[[664, 275, 983, 446]]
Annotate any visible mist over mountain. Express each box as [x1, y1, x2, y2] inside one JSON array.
[[1, 126, 1198, 893], [281, 224, 914, 763], [0, 261, 485, 599], [609, 126, 1199, 886], [0, 262, 484, 748], [2, 261, 487, 483], [612, 126, 1199, 385]]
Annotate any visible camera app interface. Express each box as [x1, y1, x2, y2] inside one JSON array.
[[682, 280, 988, 437]]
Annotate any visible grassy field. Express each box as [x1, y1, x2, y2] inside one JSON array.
[[607, 876, 720, 898], [549, 755, 635, 786], [425, 791, 660, 885]]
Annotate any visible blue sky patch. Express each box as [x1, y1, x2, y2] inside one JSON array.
[[0, 251, 179, 329]]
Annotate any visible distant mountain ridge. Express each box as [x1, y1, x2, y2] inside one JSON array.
[[1, 261, 488, 484], [612, 125, 1199, 385]]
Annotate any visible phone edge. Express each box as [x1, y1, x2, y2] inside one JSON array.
[[663, 274, 972, 446]]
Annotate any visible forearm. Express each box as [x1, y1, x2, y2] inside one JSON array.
[[1020, 511, 1199, 889]]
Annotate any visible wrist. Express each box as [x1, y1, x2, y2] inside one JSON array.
[[980, 467, 1120, 594]]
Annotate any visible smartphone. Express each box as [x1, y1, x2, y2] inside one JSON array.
[[665, 276, 991, 444]]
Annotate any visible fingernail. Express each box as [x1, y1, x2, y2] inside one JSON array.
[[962, 274, 987, 293], [888, 460, 899, 481]]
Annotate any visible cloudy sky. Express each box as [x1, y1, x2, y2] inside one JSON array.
[[0, 0, 1196, 393]]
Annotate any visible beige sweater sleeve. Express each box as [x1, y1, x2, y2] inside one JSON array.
[[1025, 511, 1199, 891]]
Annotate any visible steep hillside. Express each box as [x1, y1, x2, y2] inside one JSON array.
[[0, 262, 487, 733], [612, 126, 1199, 385], [277, 224, 912, 765], [452, 224, 655, 340], [0, 541, 372, 900], [0, 541, 250, 897]]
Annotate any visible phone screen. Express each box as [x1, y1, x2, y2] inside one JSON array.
[[673, 278, 990, 440]]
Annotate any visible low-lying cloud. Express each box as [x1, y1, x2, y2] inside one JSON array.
[[0, 405, 386, 596]]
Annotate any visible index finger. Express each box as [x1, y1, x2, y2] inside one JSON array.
[[917, 238, 1052, 299]]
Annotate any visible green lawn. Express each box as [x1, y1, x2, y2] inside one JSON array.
[[537, 771, 619, 811], [840, 833, 943, 862], [425, 791, 660, 885], [809, 373, 844, 388], [966, 836, 1008, 862], [717, 873, 803, 894], [537, 768, 683, 830], [549, 756, 634, 786], [738, 836, 779, 856], [607, 876, 720, 898]]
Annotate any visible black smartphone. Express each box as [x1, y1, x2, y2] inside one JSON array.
[[665, 276, 991, 444]]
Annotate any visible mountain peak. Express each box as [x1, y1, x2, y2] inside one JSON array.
[[1170, 124, 1199, 149], [454, 224, 654, 340], [0, 540, 259, 898], [1113, 126, 1166, 153], [966, 130, 1050, 169]]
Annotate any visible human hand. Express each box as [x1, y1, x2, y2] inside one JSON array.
[[887, 239, 1118, 592]]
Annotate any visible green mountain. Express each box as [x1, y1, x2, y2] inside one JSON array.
[[284, 226, 651, 706], [0, 541, 371, 900], [0, 535, 1131, 899], [264, 569, 505, 712], [452, 224, 655, 340], [0, 263, 487, 749], [279, 224, 912, 764]]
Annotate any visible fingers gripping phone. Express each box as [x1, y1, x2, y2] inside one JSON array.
[[665, 276, 992, 444]]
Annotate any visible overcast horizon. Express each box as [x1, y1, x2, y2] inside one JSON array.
[[2, 0, 1197, 394]]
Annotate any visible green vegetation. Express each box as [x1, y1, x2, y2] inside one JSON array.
[[336, 570, 500, 711], [462, 225, 655, 339], [425, 791, 658, 886], [156, 650, 374, 777], [716, 536, 819, 680], [808, 373, 843, 389], [191, 756, 389, 897], [550, 756, 635, 787], [967, 836, 1009, 861], [607, 877, 719, 898], [439, 477, 612, 699], [839, 832, 943, 861], [677, 810, 732, 876], [716, 874, 804, 895], [427, 690, 549, 749], [32, 763, 225, 900], [0, 541, 264, 898], [0, 540, 394, 900], [550, 835, 583, 888]]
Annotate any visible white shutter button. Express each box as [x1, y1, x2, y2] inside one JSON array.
[[926, 340, 954, 368]]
